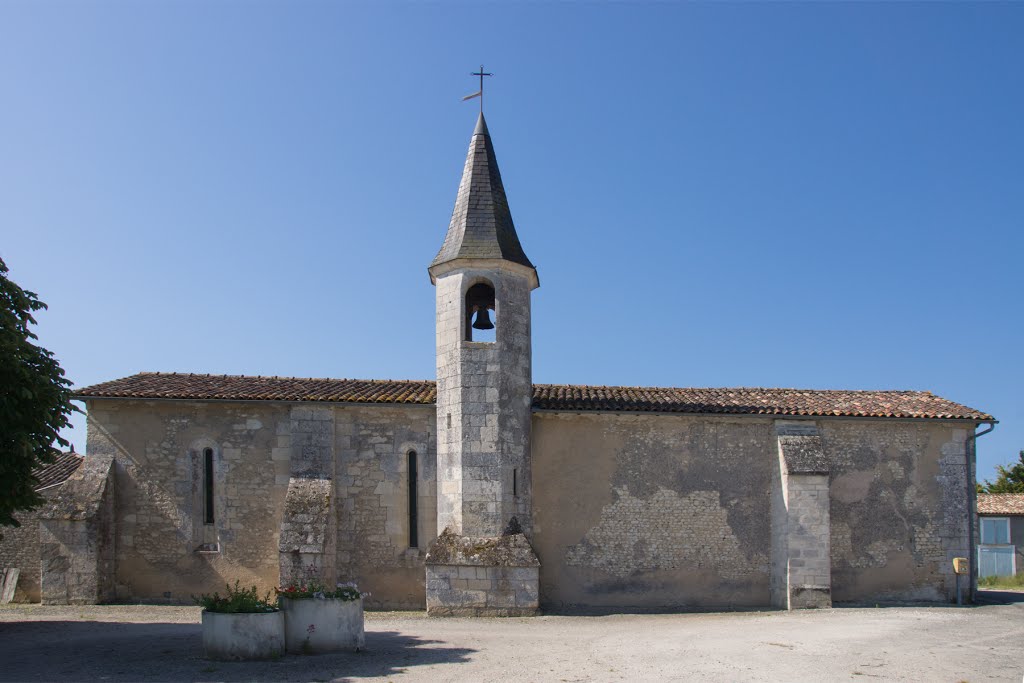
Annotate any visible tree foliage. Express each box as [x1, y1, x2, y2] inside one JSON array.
[[978, 450, 1024, 494], [0, 257, 75, 528]]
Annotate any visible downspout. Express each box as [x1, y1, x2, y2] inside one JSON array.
[[967, 420, 996, 602]]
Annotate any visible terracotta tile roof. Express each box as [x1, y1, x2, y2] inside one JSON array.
[[532, 384, 992, 420], [76, 373, 437, 404], [74, 372, 994, 421], [33, 451, 84, 491], [978, 494, 1024, 515]]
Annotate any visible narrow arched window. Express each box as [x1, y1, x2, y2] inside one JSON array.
[[465, 282, 496, 342], [203, 447, 215, 524], [407, 450, 418, 548]]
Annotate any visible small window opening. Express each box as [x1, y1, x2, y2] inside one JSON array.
[[446, 413, 452, 429], [203, 448, 215, 524], [981, 518, 1010, 545], [408, 451, 419, 548], [513, 468, 518, 498], [465, 282, 496, 343]]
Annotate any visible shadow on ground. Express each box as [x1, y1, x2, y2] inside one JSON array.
[[0, 621, 475, 682], [974, 588, 1024, 605]]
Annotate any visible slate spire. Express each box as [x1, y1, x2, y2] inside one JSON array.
[[430, 112, 535, 275]]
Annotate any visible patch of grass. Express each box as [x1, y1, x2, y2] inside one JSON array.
[[978, 572, 1024, 589]]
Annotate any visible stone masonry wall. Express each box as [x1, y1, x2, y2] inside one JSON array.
[[0, 487, 61, 602], [85, 399, 290, 602], [435, 266, 533, 538], [780, 474, 831, 608], [40, 454, 116, 604], [771, 422, 832, 609], [335, 405, 436, 610], [279, 406, 336, 587], [826, 421, 972, 603], [84, 399, 438, 608], [426, 565, 539, 616]]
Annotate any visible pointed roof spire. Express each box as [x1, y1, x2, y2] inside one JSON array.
[[430, 113, 536, 278]]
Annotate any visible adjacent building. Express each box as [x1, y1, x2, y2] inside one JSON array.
[[977, 494, 1024, 579]]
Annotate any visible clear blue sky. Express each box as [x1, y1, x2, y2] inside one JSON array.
[[2, 2, 1021, 480]]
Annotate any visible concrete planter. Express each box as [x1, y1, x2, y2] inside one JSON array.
[[201, 610, 285, 661], [280, 597, 365, 654]]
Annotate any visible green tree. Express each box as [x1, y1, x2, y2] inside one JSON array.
[[978, 450, 1024, 494], [0, 257, 75, 529]]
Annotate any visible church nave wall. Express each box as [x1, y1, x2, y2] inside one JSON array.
[[531, 412, 774, 612], [333, 404, 437, 609], [84, 399, 289, 603]]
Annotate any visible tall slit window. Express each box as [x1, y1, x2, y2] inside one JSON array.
[[203, 447, 215, 524], [408, 450, 418, 548]]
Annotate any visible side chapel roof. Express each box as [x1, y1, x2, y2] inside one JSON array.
[[429, 113, 535, 272], [74, 372, 994, 421], [33, 451, 85, 491]]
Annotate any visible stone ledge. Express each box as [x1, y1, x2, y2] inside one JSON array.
[[425, 529, 540, 567]]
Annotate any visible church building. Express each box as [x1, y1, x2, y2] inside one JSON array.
[[39, 112, 993, 613]]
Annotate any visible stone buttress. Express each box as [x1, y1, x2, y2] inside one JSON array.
[[425, 112, 541, 616], [770, 420, 832, 609], [278, 406, 337, 587]]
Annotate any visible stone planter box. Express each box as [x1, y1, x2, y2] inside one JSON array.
[[280, 597, 365, 654], [201, 610, 285, 661]]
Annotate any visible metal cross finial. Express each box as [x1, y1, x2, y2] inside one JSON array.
[[462, 65, 493, 113]]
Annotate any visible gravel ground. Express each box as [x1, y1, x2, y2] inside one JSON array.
[[1, 593, 1022, 682]]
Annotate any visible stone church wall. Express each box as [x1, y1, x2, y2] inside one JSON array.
[[333, 404, 436, 609], [532, 413, 973, 611], [825, 420, 971, 603], [531, 413, 775, 612], [83, 399, 437, 607], [86, 399, 290, 602]]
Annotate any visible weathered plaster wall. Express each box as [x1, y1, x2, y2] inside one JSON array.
[[334, 404, 436, 609], [86, 399, 290, 602], [825, 421, 971, 603], [532, 412, 774, 612]]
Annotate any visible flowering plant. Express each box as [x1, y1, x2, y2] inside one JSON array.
[[194, 580, 279, 613], [277, 564, 365, 602]]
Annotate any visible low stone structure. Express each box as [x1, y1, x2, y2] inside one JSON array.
[[0, 452, 83, 602], [425, 529, 539, 616]]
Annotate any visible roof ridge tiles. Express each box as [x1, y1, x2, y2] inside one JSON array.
[[72, 373, 993, 421]]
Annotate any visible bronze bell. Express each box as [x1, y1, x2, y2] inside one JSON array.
[[472, 306, 494, 330]]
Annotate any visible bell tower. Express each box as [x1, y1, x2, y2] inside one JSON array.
[[425, 112, 541, 616]]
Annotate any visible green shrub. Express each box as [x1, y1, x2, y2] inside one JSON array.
[[193, 580, 279, 613], [978, 572, 1024, 589]]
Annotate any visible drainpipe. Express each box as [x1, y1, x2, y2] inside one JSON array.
[[967, 421, 996, 602]]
